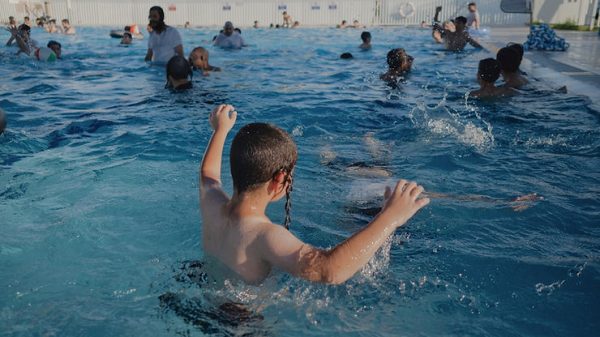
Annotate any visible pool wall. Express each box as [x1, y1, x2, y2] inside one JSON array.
[[1, 0, 531, 27]]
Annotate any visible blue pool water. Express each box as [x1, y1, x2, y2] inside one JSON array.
[[1, 26, 599, 337]]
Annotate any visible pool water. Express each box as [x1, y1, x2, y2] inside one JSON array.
[[1, 26, 599, 337]]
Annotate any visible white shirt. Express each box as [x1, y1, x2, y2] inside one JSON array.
[[148, 26, 182, 63], [467, 11, 480, 27], [213, 32, 245, 49]]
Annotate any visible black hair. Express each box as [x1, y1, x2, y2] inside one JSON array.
[[455, 16, 467, 25], [468, 2, 476, 7], [149, 6, 165, 21], [340, 52, 353, 59], [166, 55, 193, 87], [478, 58, 500, 83], [47, 40, 61, 49], [387, 48, 411, 69], [124, 25, 131, 31], [123, 32, 133, 39], [230, 123, 298, 229], [361, 31, 371, 42], [496, 47, 521, 73], [62, 19, 70, 24], [18, 24, 30, 32], [507, 42, 524, 61]]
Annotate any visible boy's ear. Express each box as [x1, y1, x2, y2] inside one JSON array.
[[273, 171, 286, 184]]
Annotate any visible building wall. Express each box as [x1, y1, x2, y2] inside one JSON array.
[[533, 0, 598, 25], [0, 0, 534, 27]]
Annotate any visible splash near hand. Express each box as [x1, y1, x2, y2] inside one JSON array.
[[382, 180, 430, 227], [209, 104, 237, 133]]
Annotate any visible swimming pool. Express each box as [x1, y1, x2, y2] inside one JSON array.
[[1, 26, 599, 337]]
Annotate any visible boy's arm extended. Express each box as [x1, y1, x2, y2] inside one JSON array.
[[200, 105, 237, 190], [259, 180, 430, 284]]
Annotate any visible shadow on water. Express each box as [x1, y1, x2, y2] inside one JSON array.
[[159, 260, 269, 337]]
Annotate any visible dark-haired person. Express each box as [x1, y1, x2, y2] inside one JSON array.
[[282, 11, 292, 28], [199, 104, 429, 284], [443, 16, 482, 51], [470, 58, 515, 98], [213, 21, 245, 49], [380, 48, 413, 84], [165, 55, 192, 91], [46, 19, 59, 33], [466, 2, 480, 30], [336, 20, 347, 28], [497, 46, 528, 88], [340, 52, 353, 59], [121, 32, 133, 45], [47, 40, 62, 59], [145, 6, 183, 64], [23, 16, 32, 29], [359, 31, 371, 50], [61, 19, 76, 35], [188, 47, 221, 75]]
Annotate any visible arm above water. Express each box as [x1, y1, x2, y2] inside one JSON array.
[[144, 48, 153, 62], [424, 191, 542, 211], [200, 104, 237, 191], [467, 34, 483, 49], [259, 180, 430, 284]]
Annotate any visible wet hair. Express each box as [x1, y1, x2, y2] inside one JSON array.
[[455, 16, 467, 25], [18, 24, 30, 32], [340, 52, 353, 59], [123, 32, 133, 39], [478, 58, 501, 83], [361, 31, 371, 42], [149, 6, 165, 21], [496, 47, 521, 73], [387, 48, 411, 69], [507, 42, 524, 61], [47, 40, 61, 49], [342, 20, 347, 24], [468, 2, 477, 7], [124, 25, 131, 31], [0, 109, 6, 135], [166, 55, 192, 82], [49, 19, 56, 24], [62, 19, 70, 24], [234, 28, 241, 34], [230, 123, 297, 229]]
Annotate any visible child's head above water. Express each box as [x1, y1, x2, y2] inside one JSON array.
[[496, 46, 521, 74], [361, 31, 371, 43], [230, 123, 297, 227], [386, 48, 413, 71], [166, 55, 193, 89], [477, 58, 501, 84]]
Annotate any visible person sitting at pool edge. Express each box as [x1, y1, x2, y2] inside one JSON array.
[[497, 45, 528, 88], [200, 104, 429, 284], [61, 19, 76, 35], [380, 48, 413, 83], [470, 58, 514, 98], [121, 32, 133, 45], [443, 16, 482, 51], [145, 6, 184, 64], [359, 31, 371, 50], [213, 21, 245, 49], [165, 55, 193, 91], [189, 46, 221, 75]]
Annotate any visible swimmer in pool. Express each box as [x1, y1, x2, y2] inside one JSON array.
[[121, 32, 133, 45], [47, 40, 62, 59], [497, 44, 528, 88], [432, 20, 455, 44], [443, 16, 482, 51], [200, 104, 430, 284], [0, 109, 6, 136], [352, 20, 365, 28], [165, 55, 193, 91], [188, 47, 221, 75], [61, 19, 76, 35], [380, 48, 413, 84], [469, 58, 515, 98], [337, 20, 347, 28], [45, 19, 59, 34], [213, 21, 245, 49], [359, 31, 372, 50], [6, 25, 56, 61]]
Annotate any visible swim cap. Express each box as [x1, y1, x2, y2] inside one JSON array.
[[35, 47, 57, 62]]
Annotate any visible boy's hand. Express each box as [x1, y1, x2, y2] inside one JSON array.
[[382, 180, 430, 228], [209, 104, 237, 133]]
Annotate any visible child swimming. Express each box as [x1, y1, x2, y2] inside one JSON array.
[[380, 48, 413, 84], [199, 104, 430, 284], [188, 47, 221, 75], [469, 58, 515, 98], [359, 31, 372, 50], [165, 55, 193, 91], [497, 44, 528, 88]]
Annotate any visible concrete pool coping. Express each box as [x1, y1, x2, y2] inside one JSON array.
[[482, 26, 600, 110]]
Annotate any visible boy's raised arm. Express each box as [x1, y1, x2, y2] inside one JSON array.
[[260, 180, 430, 284], [200, 104, 237, 188]]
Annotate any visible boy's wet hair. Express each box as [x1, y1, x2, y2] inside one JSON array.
[[387, 48, 411, 69], [340, 52, 353, 59], [455, 16, 467, 25], [360, 31, 371, 42], [507, 42, 524, 61], [230, 123, 297, 228], [468, 2, 477, 7], [478, 58, 501, 83], [18, 24, 31, 32], [496, 47, 521, 73], [123, 32, 133, 39], [47, 40, 61, 49], [166, 55, 192, 81]]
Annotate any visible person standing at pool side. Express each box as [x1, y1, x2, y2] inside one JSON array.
[[469, 58, 514, 98], [145, 6, 183, 64], [61, 19, 76, 35], [496, 46, 528, 88], [443, 16, 482, 51], [359, 31, 371, 50], [200, 105, 430, 284], [213, 21, 245, 49], [466, 2, 481, 30], [282, 11, 292, 28]]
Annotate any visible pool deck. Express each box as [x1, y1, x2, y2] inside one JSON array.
[[483, 26, 600, 106]]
